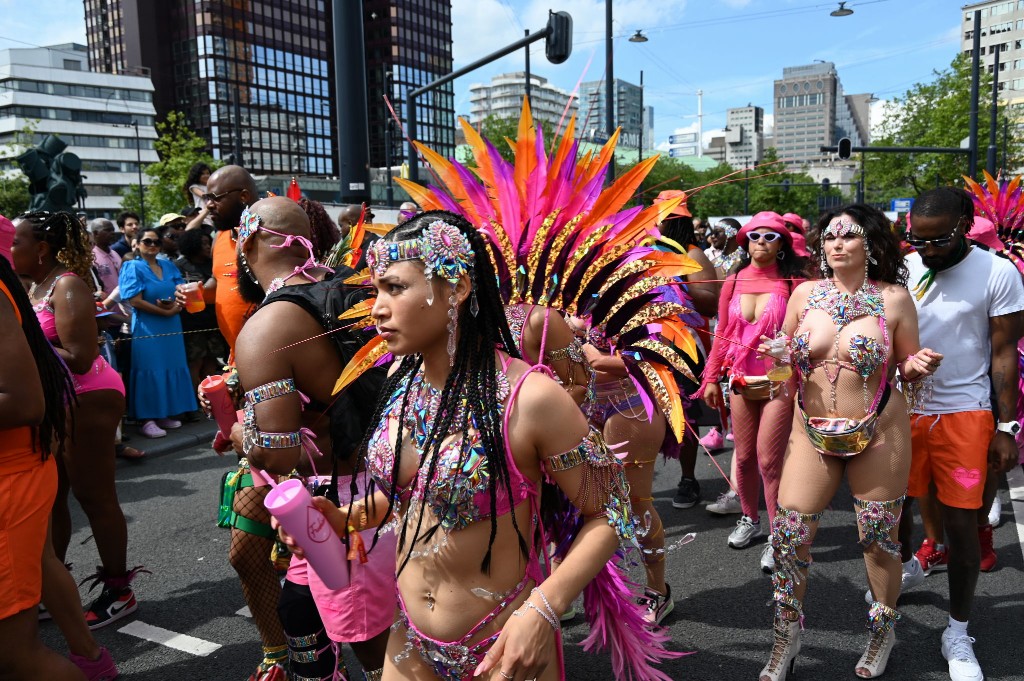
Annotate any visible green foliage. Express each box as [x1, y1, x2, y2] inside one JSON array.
[[0, 174, 30, 218], [134, 110, 219, 225], [870, 54, 1022, 200]]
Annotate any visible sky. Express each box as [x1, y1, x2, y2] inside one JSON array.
[[0, 0, 963, 150]]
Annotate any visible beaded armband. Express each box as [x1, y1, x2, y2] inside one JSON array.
[[545, 338, 586, 365], [245, 378, 298, 405], [543, 427, 639, 547], [241, 378, 306, 457]]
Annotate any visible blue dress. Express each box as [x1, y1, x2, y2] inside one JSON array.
[[118, 259, 197, 419]]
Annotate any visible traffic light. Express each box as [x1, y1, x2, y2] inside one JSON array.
[[821, 178, 831, 193], [837, 137, 852, 160], [546, 11, 573, 64], [781, 178, 790, 193]]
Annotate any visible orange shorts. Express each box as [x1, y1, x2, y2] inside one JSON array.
[[0, 456, 57, 619], [908, 411, 993, 510]]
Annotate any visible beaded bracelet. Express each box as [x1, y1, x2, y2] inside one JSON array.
[[512, 599, 559, 631], [532, 587, 560, 627]]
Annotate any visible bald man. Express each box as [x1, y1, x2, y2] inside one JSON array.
[[336, 203, 374, 239], [397, 201, 419, 224], [231, 198, 391, 680]]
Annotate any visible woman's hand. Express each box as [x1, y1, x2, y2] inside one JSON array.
[[905, 348, 943, 380], [757, 333, 790, 360], [157, 299, 181, 316], [473, 598, 556, 680], [703, 382, 723, 410], [273, 496, 347, 560], [174, 285, 189, 308], [229, 421, 244, 455]]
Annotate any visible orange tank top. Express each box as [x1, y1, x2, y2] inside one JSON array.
[[212, 229, 254, 352], [0, 279, 41, 474]]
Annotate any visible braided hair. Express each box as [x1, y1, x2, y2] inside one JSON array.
[[0, 256, 75, 460], [910, 186, 976, 236], [19, 211, 96, 290], [356, 210, 525, 576], [298, 197, 341, 261]]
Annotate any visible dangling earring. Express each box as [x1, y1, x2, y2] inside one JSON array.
[[469, 271, 479, 317], [425, 269, 435, 306], [864, 240, 877, 283], [38, 254, 43, 265], [446, 286, 458, 367], [820, 250, 829, 276], [777, 250, 786, 261]]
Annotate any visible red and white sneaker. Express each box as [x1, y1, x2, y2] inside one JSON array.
[[84, 586, 138, 630], [978, 524, 997, 572], [914, 538, 949, 575]]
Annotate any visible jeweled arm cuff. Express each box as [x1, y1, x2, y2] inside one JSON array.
[[543, 427, 608, 472], [245, 378, 299, 404], [545, 338, 587, 365], [242, 425, 304, 456]]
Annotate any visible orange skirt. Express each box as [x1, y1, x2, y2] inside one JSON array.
[[0, 454, 57, 619]]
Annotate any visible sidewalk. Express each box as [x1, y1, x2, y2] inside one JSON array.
[[120, 418, 219, 460]]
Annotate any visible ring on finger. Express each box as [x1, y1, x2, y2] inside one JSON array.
[[499, 672, 514, 680]]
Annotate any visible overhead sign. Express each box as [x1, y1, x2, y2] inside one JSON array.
[[891, 198, 914, 213], [669, 132, 698, 145], [669, 146, 698, 158]]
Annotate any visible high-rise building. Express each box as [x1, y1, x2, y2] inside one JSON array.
[[83, 1, 454, 177], [772, 62, 870, 166], [961, 1, 1024, 107], [469, 72, 577, 132], [579, 78, 653, 151], [0, 43, 158, 216], [724, 105, 764, 167]]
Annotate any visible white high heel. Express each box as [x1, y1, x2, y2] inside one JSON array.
[[855, 628, 895, 678], [759, 615, 801, 681]]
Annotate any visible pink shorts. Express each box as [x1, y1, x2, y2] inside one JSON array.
[[73, 356, 125, 396], [287, 474, 397, 642]]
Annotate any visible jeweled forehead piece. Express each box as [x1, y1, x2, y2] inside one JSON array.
[[825, 216, 866, 239], [366, 219, 474, 286]]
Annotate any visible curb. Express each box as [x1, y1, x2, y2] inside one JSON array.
[[119, 421, 219, 461]]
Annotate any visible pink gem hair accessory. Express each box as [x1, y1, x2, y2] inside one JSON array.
[[366, 219, 475, 289], [824, 216, 867, 239], [236, 206, 331, 292]]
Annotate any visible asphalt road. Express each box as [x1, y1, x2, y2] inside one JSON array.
[[43, 435, 1024, 680]]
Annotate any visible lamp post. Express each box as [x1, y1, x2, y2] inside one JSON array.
[[743, 156, 750, 214], [638, 70, 644, 162], [106, 90, 144, 220], [605, 0, 614, 182]]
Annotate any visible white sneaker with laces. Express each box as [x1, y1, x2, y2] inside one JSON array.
[[864, 555, 925, 603], [759, 541, 775, 574], [728, 515, 763, 549], [987, 495, 1001, 528], [941, 628, 984, 681], [707, 489, 742, 515]]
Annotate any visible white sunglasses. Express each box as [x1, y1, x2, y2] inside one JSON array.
[[747, 232, 782, 243]]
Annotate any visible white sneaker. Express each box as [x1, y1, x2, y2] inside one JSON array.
[[728, 515, 763, 549], [941, 628, 984, 681], [759, 541, 775, 574], [864, 556, 926, 603], [707, 489, 742, 515], [987, 495, 1001, 528]]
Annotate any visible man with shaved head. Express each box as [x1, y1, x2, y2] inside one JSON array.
[[231, 198, 392, 681], [337, 202, 373, 240]]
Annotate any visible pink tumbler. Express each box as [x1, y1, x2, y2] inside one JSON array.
[[263, 478, 350, 589], [200, 375, 237, 438]]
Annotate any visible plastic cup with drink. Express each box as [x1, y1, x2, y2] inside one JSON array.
[[181, 281, 206, 313], [764, 332, 793, 382]]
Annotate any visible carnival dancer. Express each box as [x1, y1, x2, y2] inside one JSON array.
[[757, 205, 940, 680], [284, 210, 684, 681], [390, 101, 706, 636], [230, 197, 392, 681], [697, 212, 807, 572], [11, 211, 145, 631], [893, 187, 1024, 681]]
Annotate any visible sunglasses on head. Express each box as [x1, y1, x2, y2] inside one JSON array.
[[139, 238, 161, 247], [747, 232, 782, 243]]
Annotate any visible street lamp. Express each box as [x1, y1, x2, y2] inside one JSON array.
[[743, 156, 750, 214], [830, 2, 854, 17], [629, 30, 648, 43]]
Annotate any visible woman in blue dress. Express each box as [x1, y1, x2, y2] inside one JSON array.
[[118, 227, 197, 437]]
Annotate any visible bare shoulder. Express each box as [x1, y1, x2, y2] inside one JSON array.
[[880, 282, 913, 308], [235, 300, 322, 361], [790, 279, 816, 302]]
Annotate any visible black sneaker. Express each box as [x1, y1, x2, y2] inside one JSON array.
[[672, 477, 700, 509], [84, 585, 138, 630]]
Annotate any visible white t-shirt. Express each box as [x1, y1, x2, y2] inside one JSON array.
[[906, 248, 1024, 414]]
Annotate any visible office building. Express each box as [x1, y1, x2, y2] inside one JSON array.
[[83, 0, 455, 177], [469, 72, 577, 132], [0, 43, 158, 215], [724, 105, 764, 167], [579, 78, 653, 151], [772, 61, 871, 166], [962, 1, 1024, 105]]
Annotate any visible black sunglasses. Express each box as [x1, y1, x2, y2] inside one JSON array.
[[139, 238, 161, 247], [201, 188, 242, 203], [906, 227, 959, 250]]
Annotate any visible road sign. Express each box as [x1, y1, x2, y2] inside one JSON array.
[[669, 146, 698, 158], [891, 198, 914, 213], [669, 132, 698, 145]]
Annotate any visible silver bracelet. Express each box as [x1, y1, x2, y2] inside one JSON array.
[[532, 587, 560, 625], [514, 599, 559, 631]]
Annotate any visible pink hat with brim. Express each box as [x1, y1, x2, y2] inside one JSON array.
[[791, 232, 809, 257], [969, 216, 1004, 252], [0, 215, 14, 266], [737, 211, 793, 249], [782, 213, 805, 234]]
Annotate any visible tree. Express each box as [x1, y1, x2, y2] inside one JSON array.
[[870, 54, 1023, 200], [0, 121, 38, 218], [126, 110, 219, 225]]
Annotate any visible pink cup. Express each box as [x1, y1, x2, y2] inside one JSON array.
[[200, 375, 237, 438], [263, 479, 350, 589]]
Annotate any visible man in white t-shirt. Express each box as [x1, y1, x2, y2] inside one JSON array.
[[901, 188, 1024, 681]]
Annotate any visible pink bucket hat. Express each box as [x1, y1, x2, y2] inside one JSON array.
[[969, 216, 1004, 252], [0, 215, 15, 266], [737, 211, 793, 249], [781, 212, 805, 234]]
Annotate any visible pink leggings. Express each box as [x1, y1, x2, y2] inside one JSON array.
[[730, 389, 794, 525]]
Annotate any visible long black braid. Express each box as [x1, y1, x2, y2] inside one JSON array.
[[0, 256, 75, 460], [354, 210, 526, 575]]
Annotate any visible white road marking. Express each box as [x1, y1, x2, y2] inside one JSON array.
[[118, 621, 222, 656], [1007, 465, 1024, 564], [236, 606, 251, 618]]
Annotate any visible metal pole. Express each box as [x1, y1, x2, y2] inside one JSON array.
[[134, 120, 144, 220], [333, 0, 370, 203], [384, 119, 394, 206], [987, 44, 1001, 177], [638, 70, 643, 163], [408, 95, 419, 183], [232, 90, 243, 167], [524, 30, 531, 106], [744, 158, 749, 214], [697, 89, 703, 158], [605, 0, 615, 182], [968, 9, 982, 178], [1003, 117, 1009, 176], [857, 151, 865, 203]]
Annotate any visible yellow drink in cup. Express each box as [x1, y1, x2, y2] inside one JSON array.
[[182, 282, 205, 313]]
